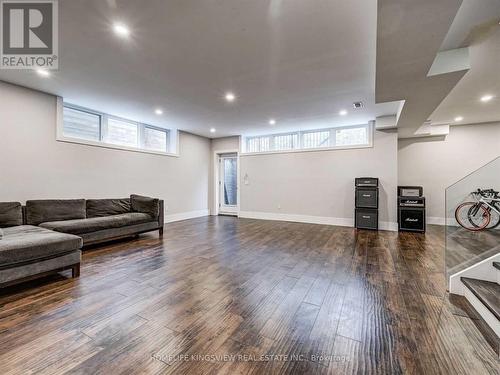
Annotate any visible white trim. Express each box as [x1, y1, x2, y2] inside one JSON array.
[[239, 211, 398, 231], [240, 143, 373, 157], [212, 149, 240, 216], [56, 99, 179, 157], [449, 252, 500, 294], [241, 123, 373, 156], [463, 286, 500, 337], [56, 136, 180, 157], [164, 209, 209, 223]]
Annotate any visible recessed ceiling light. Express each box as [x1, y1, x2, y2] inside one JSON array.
[[224, 92, 236, 103], [268, 119, 276, 125], [210, 128, 216, 133], [36, 69, 50, 77], [113, 23, 130, 38], [480, 95, 493, 102], [339, 109, 348, 116], [454, 116, 463, 122], [155, 109, 163, 115]]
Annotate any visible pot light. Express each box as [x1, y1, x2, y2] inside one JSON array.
[[224, 92, 236, 103], [113, 23, 130, 38], [480, 95, 493, 102], [268, 119, 276, 125], [155, 109, 163, 115], [36, 69, 50, 77], [210, 128, 216, 133], [454, 116, 463, 122], [339, 109, 348, 116]]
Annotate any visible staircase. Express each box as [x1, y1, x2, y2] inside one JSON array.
[[450, 255, 500, 353], [446, 156, 500, 353]]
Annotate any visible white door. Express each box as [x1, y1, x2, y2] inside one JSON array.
[[219, 154, 238, 215]]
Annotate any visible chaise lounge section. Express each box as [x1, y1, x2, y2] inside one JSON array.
[[0, 195, 164, 287], [0, 202, 82, 287]]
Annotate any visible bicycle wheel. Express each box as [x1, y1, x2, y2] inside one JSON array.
[[455, 202, 490, 231], [487, 204, 500, 229]]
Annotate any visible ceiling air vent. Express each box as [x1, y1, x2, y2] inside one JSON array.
[[353, 101, 364, 109]]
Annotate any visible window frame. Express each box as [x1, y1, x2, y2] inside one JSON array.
[[57, 102, 176, 157], [242, 123, 373, 155]]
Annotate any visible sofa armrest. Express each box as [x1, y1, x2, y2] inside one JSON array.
[[158, 200, 164, 229]]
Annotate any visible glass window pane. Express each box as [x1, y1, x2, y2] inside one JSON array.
[[105, 118, 138, 147], [223, 158, 237, 206], [274, 134, 298, 151], [302, 131, 330, 148], [335, 126, 368, 146], [247, 137, 259, 153], [247, 136, 270, 152], [144, 127, 167, 152], [63, 107, 100, 141], [259, 137, 270, 152]]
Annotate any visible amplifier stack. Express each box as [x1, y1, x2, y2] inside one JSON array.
[[355, 177, 379, 230], [398, 186, 426, 232]]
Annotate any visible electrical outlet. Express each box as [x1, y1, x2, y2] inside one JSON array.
[[278, 204, 281, 209]]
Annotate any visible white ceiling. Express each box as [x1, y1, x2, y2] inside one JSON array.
[[375, 0, 466, 138], [430, 1, 500, 126], [0, 0, 399, 138]]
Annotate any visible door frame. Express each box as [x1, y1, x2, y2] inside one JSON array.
[[213, 149, 240, 216]]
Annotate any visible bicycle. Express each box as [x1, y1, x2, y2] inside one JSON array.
[[455, 188, 500, 231]]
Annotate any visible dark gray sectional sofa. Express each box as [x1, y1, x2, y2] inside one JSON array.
[[0, 195, 164, 287]]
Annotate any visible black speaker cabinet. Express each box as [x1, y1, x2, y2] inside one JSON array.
[[355, 209, 378, 230], [355, 188, 379, 209], [398, 207, 426, 232]]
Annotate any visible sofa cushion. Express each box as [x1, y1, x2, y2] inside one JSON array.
[[0, 202, 23, 228], [0, 225, 82, 267], [39, 213, 154, 235], [130, 195, 159, 220], [26, 199, 86, 226], [86, 198, 131, 218]]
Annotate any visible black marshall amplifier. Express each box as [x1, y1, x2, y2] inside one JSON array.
[[355, 177, 379, 187], [398, 197, 425, 207], [398, 197, 426, 232]]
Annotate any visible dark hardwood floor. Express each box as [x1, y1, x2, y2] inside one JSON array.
[[0, 216, 498, 374]]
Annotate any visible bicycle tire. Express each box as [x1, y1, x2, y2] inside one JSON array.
[[488, 202, 500, 229], [455, 202, 490, 231]]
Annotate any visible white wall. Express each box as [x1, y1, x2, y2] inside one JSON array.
[[239, 130, 399, 230], [0, 82, 211, 221], [398, 122, 500, 223]]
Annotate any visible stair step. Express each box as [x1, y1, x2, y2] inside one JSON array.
[[461, 277, 500, 321], [493, 262, 500, 271]]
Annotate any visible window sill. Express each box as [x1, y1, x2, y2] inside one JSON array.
[[240, 143, 372, 156], [56, 136, 179, 157]]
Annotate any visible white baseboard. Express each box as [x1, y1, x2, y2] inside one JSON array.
[[239, 211, 398, 231], [427, 216, 446, 225], [164, 209, 209, 223]]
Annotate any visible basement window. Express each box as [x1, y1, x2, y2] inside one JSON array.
[[58, 103, 176, 155], [243, 123, 372, 154]]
